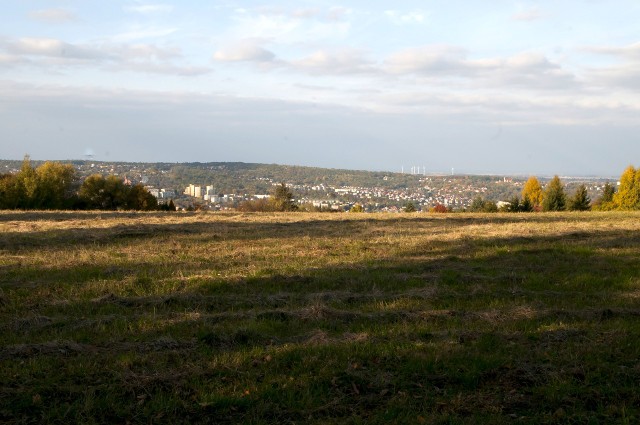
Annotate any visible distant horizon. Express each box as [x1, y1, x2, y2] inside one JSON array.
[[0, 156, 622, 180]]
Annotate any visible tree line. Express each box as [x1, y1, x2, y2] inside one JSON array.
[[237, 183, 298, 212], [0, 157, 172, 211], [469, 165, 640, 213]]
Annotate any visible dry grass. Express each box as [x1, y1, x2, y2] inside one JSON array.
[[1, 210, 640, 423]]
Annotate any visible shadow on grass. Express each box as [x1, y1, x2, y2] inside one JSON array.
[[1, 213, 640, 423], [0, 210, 635, 252]]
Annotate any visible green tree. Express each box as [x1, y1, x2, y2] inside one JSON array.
[[469, 197, 497, 213], [404, 202, 417, 213], [568, 184, 591, 211], [18, 155, 38, 208], [0, 157, 78, 209], [594, 182, 616, 210], [270, 183, 297, 211], [612, 166, 640, 210], [34, 162, 78, 209], [520, 196, 533, 212], [126, 184, 158, 211], [350, 204, 364, 213], [502, 196, 533, 212], [601, 183, 616, 203], [0, 173, 20, 209], [522, 176, 543, 208], [469, 196, 485, 212], [483, 201, 498, 213], [501, 196, 521, 212], [542, 176, 566, 212], [79, 174, 128, 210]]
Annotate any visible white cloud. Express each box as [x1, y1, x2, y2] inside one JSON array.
[[587, 64, 640, 91], [227, 7, 351, 45], [28, 8, 77, 23], [0, 37, 210, 77], [581, 42, 640, 91], [115, 44, 182, 61], [385, 45, 468, 75], [291, 49, 375, 74], [511, 8, 544, 22], [117, 62, 211, 76], [384, 10, 427, 25], [384, 45, 576, 90], [292, 8, 322, 19], [585, 42, 640, 60], [327, 7, 351, 22], [111, 27, 179, 42], [213, 40, 276, 63], [0, 54, 23, 66], [3, 38, 103, 60], [125, 4, 174, 14]]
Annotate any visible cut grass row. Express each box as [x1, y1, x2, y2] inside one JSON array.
[[1, 211, 640, 423]]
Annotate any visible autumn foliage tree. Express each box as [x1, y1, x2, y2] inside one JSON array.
[[522, 176, 543, 209], [32, 161, 78, 209], [0, 156, 78, 209], [429, 203, 448, 213], [612, 166, 640, 210]]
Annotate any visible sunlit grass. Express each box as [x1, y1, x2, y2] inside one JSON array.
[[1, 210, 640, 423]]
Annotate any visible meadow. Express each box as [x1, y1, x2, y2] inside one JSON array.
[[1, 211, 639, 424]]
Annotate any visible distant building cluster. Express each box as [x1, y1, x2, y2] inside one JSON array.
[[148, 188, 176, 199], [183, 184, 266, 207], [184, 184, 223, 203]]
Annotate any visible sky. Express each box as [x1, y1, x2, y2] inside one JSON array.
[[1, 1, 639, 176]]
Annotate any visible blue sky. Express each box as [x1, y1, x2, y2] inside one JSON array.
[[1, 1, 639, 175]]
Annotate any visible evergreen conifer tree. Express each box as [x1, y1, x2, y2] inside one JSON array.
[[568, 184, 591, 211], [601, 183, 616, 203], [542, 176, 566, 211], [404, 202, 417, 212]]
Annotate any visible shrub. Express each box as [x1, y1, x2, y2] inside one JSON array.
[[429, 204, 448, 213], [404, 202, 417, 213]]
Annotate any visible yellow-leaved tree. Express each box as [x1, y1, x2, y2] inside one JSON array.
[[612, 166, 640, 210], [522, 176, 543, 208]]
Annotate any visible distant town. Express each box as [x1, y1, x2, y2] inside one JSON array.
[[0, 159, 616, 212]]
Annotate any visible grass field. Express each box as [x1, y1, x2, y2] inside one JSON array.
[[1, 211, 640, 424]]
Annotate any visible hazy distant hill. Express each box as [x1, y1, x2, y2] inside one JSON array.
[[2, 159, 612, 209]]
